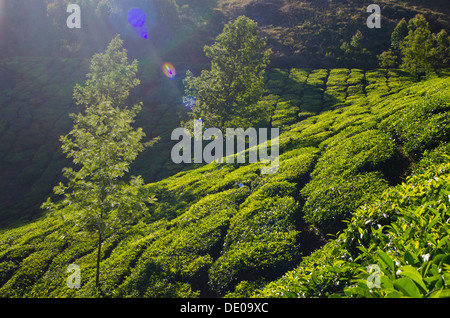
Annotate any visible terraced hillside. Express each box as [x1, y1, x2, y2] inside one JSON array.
[[0, 68, 448, 298], [0, 57, 437, 225]]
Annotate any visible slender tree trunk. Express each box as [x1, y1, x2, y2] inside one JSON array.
[[96, 206, 104, 289], [96, 197, 105, 289], [96, 229, 102, 288]]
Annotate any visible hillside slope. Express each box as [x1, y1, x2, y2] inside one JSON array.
[[0, 70, 448, 298]]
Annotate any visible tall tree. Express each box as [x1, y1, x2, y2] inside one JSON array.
[[42, 35, 157, 289], [72, 35, 140, 108], [390, 18, 409, 50], [350, 30, 364, 49], [400, 14, 435, 79], [183, 16, 272, 131], [433, 29, 450, 68]]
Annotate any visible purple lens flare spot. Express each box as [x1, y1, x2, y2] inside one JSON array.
[[128, 8, 148, 39], [128, 8, 146, 27]]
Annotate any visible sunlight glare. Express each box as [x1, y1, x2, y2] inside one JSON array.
[[162, 62, 176, 79]]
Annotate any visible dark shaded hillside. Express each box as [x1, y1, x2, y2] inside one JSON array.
[[0, 58, 87, 224], [0, 57, 187, 225], [216, 0, 450, 69], [1, 1, 448, 70]]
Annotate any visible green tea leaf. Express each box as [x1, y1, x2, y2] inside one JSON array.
[[394, 277, 421, 298], [404, 251, 415, 265], [377, 250, 395, 272], [397, 265, 428, 293], [429, 288, 450, 298], [437, 236, 449, 250], [380, 275, 393, 289]]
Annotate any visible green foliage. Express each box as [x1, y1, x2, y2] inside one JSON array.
[[344, 162, 450, 298], [73, 35, 140, 108], [116, 188, 250, 297], [209, 196, 300, 294], [183, 16, 272, 131], [378, 49, 397, 69], [258, 160, 450, 298], [400, 15, 435, 78], [41, 36, 157, 288], [302, 172, 389, 230], [346, 69, 364, 86], [272, 99, 301, 130], [350, 30, 364, 49], [380, 89, 450, 158], [2, 0, 450, 300], [434, 30, 450, 68], [391, 18, 409, 50], [301, 128, 395, 229]]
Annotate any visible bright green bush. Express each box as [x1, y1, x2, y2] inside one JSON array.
[[306, 69, 328, 87], [381, 89, 450, 158], [326, 68, 349, 86], [286, 68, 308, 93], [301, 172, 389, 229], [258, 160, 450, 298], [209, 196, 300, 294], [413, 143, 450, 174], [365, 69, 387, 84], [313, 129, 396, 178], [289, 68, 309, 83], [301, 128, 396, 230], [242, 181, 297, 205], [347, 69, 365, 86], [116, 188, 250, 297], [267, 147, 319, 183], [344, 162, 450, 298], [346, 84, 365, 96]]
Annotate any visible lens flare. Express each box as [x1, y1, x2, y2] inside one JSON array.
[[128, 8, 146, 27], [134, 26, 148, 39], [127, 7, 148, 39], [163, 62, 176, 79], [109, 1, 156, 39]]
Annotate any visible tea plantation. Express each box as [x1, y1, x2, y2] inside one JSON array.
[[0, 61, 449, 297]]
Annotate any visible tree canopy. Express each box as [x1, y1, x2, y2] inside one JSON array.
[[183, 16, 272, 131], [400, 14, 435, 78], [42, 35, 157, 288]]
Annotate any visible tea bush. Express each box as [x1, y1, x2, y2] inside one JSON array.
[[209, 196, 300, 294], [258, 160, 450, 298], [381, 91, 450, 158]]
